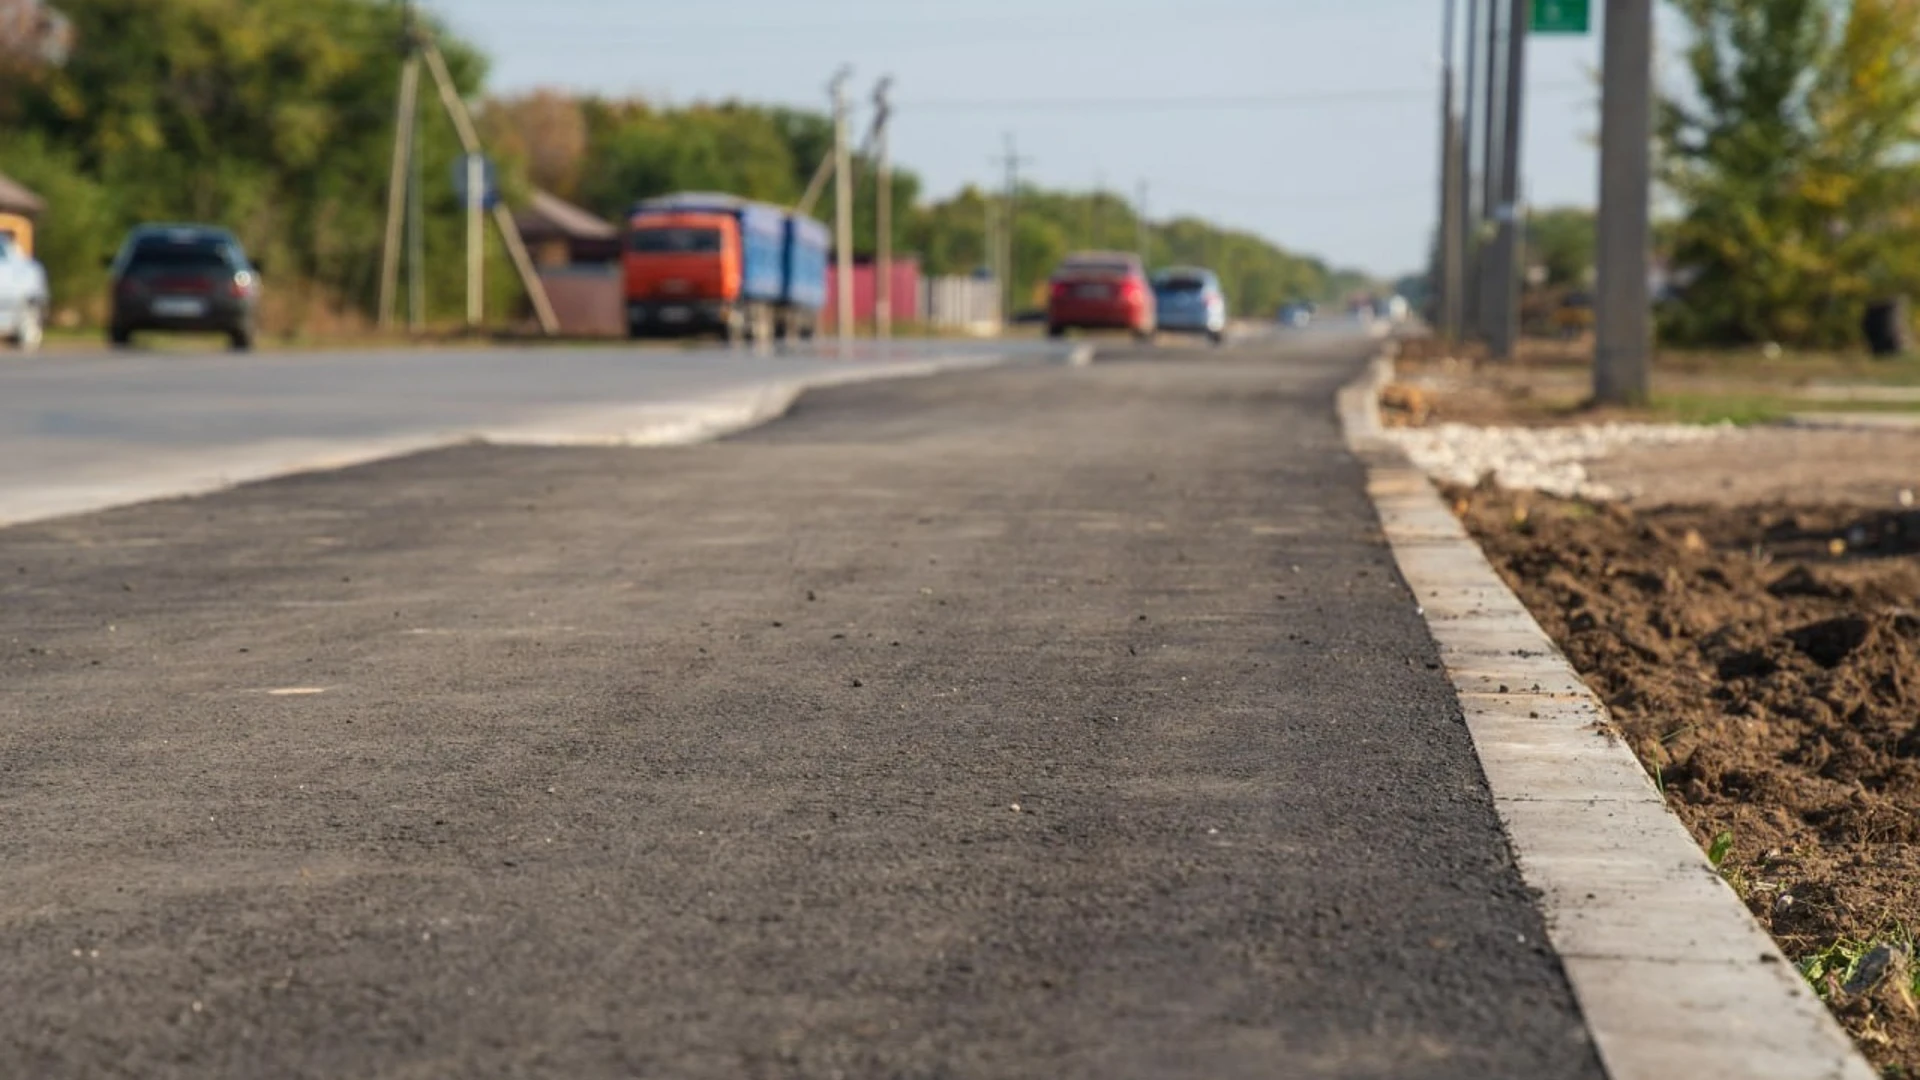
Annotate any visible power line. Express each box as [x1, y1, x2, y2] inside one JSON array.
[[900, 81, 1589, 114]]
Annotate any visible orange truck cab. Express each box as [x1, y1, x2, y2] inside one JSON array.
[[622, 193, 804, 342], [622, 210, 742, 336]]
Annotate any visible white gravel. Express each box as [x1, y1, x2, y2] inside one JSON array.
[[1385, 421, 1736, 500]]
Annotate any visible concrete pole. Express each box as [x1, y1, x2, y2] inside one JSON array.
[[872, 77, 894, 340], [1436, 0, 1464, 341], [1461, 0, 1486, 338], [1486, 0, 1528, 360], [1477, 0, 1506, 340], [831, 67, 855, 346], [1594, 0, 1654, 405]]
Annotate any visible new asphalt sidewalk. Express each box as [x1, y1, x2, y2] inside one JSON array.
[[1, 338, 1602, 1078]]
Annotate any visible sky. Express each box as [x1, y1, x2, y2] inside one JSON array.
[[426, 0, 1650, 278]]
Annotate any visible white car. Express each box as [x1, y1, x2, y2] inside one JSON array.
[[0, 231, 49, 351]]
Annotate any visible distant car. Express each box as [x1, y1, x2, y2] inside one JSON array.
[[1151, 267, 1227, 345], [1276, 302, 1314, 328], [0, 229, 49, 352], [1046, 251, 1155, 341], [108, 224, 261, 351]]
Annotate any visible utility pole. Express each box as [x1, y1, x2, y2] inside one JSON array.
[[1594, 0, 1654, 405], [419, 42, 558, 334], [1485, 0, 1528, 360], [871, 76, 894, 340], [1460, 0, 1486, 338], [1435, 0, 1465, 341], [1136, 181, 1150, 266], [1477, 0, 1506, 340], [992, 134, 1032, 320], [378, 0, 419, 331], [830, 66, 855, 346]]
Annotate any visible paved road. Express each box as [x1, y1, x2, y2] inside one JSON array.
[[0, 339, 1063, 527], [0, 336, 1601, 1079]]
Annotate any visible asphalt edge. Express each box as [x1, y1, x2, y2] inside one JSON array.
[[0, 344, 1087, 531], [1338, 349, 1877, 1080]]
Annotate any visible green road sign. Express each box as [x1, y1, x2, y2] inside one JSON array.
[[1531, 0, 1590, 34]]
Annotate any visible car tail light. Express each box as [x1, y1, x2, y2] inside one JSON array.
[[1050, 280, 1069, 299], [229, 271, 257, 299], [115, 277, 144, 299]]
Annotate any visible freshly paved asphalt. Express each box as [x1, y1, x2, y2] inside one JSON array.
[[0, 335, 1603, 1078]]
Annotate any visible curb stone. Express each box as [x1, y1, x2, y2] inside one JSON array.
[[1340, 351, 1877, 1080]]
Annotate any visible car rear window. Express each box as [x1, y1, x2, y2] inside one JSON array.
[[1155, 275, 1209, 293], [1058, 261, 1134, 278], [128, 243, 236, 272], [630, 228, 722, 254]]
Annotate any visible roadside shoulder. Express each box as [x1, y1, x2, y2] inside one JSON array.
[[1341, 351, 1876, 1080]]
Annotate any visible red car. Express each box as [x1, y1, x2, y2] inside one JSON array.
[[1047, 251, 1156, 341]]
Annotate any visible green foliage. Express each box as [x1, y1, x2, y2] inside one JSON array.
[[906, 185, 1365, 316], [0, 0, 516, 330], [0, 131, 114, 314], [1527, 207, 1596, 288], [1660, 0, 1920, 348]]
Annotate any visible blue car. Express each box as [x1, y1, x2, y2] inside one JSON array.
[[1151, 267, 1227, 344]]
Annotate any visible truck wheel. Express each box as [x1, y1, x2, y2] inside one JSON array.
[[1047, 324, 1067, 340], [11, 304, 43, 352]]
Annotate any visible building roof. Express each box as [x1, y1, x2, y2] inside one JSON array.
[[0, 172, 45, 216], [516, 189, 617, 242]]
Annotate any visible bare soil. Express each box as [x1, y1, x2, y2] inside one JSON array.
[[1454, 485, 1920, 1074]]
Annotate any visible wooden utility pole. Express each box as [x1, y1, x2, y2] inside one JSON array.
[[872, 77, 894, 340], [1594, 0, 1654, 405], [377, 5, 419, 330], [830, 67, 855, 346], [993, 134, 1032, 319], [418, 41, 558, 335], [1136, 181, 1150, 265]]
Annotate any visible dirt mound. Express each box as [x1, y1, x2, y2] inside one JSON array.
[[1453, 487, 1920, 1071]]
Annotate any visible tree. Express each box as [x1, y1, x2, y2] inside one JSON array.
[[1660, 0, 1920, 347], [1526, 207, 1597, 288], [0, 0, 521, 330], [482, 90, 589, 201]]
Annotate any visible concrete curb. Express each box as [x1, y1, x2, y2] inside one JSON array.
[[1340, 352, 1876, 1080]]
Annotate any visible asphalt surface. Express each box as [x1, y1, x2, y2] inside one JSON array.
[[0, 336, 1603, 1079], [0, 338, 1059, 527]]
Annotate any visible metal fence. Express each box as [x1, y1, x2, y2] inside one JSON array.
[[922, 275, 1001, 335]]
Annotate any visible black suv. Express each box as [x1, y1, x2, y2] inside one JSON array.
[[108, 225, 261, 350]]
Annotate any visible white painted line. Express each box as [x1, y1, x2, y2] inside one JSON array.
[[1339, 353, 1876, 1080]]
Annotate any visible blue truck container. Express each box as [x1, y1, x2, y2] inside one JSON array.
[[783, 214, 830, 319]]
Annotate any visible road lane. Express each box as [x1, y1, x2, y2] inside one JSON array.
[[0, 339, 1067, 527], [0, 335, 1601, 1079]]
